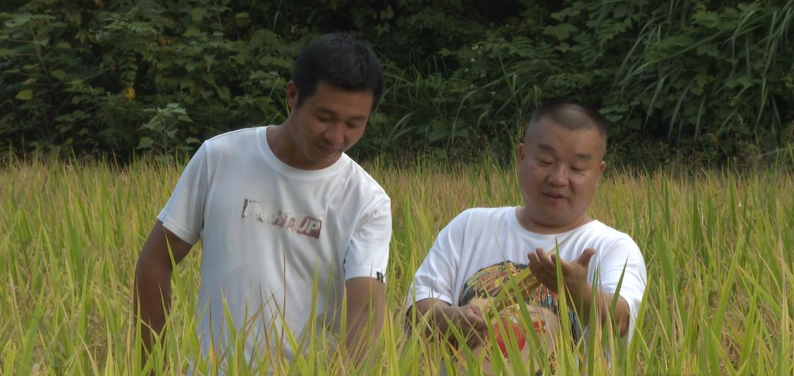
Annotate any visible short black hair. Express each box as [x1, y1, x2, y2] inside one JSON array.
[[525, 101, 608, 142], [291, 33, 384, 111]]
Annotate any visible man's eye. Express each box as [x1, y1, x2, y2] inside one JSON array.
[[317, 116, 334, 123], [538, 159, 553, 165], [572, 166, 585, 172]]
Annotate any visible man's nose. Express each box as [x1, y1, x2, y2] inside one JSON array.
[[323, 124, 344, 145], [547, 165, 568, 186]]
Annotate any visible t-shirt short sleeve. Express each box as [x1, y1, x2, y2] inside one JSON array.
[[405, 211, 467, 308], [157, 142, 210, 245], [344, 195, 392, 283], [595, 237, 648, 343]]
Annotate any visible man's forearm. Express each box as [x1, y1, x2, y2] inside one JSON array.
[[413, 300, 455, 334], [345, 301, 385, 358], [133, 263, 173, 354], [343, 279, 386, 363], [569, 284, 630, 337]]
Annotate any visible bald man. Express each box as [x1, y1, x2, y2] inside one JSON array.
[[406, 101, 647, 363]]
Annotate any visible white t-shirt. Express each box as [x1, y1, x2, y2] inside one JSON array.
[[158, 126, 391, 368], [406, 207, 647, 343]]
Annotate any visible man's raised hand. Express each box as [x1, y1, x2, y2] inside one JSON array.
[[527, 247, 596, 300]]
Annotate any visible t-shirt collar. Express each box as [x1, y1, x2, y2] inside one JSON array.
[[258, 126, 349, 181]]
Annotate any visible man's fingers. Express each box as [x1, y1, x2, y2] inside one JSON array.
[[535, 247, 549, 264], [534, 247, 554, 268], [576, 248, 596, 267], [527, 252, 546, 274], [527, 252, 539, 269], [528, 251, 554, 281], [461, 307, 489, 332], [472, 316, 489, 331]]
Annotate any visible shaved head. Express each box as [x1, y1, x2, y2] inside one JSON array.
[[524, 101, 607, 149], [516, 101, 608, 233]]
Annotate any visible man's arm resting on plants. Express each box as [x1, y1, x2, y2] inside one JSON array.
[[133, 220, 192, 360], [343, 277, 387, 363], [569, 283, 631, 337], [409, 299, 489, 347]]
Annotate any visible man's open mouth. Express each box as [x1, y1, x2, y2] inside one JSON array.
[[543, 193, 566, 200], [317, 145, 342, 155]]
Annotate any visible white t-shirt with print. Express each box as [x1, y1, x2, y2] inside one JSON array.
[[158, 126, 391, 367], [406, 207, 647, 343]]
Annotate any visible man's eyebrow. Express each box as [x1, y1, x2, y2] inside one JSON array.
[[314, 107, 337, 116], [315, 107, 368, 122], [537, 143, 556, 153], [538, 143, 592, 160]]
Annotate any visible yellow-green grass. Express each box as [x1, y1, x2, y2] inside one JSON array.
[[1, 158, 792, 375]]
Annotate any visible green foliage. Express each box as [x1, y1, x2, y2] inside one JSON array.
[[1, 0, 793, 165], [1, 0, 299, 159]]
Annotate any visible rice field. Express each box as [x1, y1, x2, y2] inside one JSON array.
[[1, 158, 792, 375]]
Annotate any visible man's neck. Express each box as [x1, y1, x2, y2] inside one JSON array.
[[515, 207, 592, 235], [267, 122, 337, 170], [267, 122, 293, 162]]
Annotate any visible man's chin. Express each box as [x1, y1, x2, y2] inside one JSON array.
[[309, 152, 342, 166], [534, 212, 575, 227]]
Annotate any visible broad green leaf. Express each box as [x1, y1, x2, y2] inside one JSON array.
[[216, 86, 231, 102], [137, 137, 153, 149], [51, 70, 66, 81], [7, 12, 32, 27], [183, 27, 201, 37], [543, 23, 578, 41], [191, 7, 207, 22], [693, 11, 721, 28], [16, 89, 33, 100]]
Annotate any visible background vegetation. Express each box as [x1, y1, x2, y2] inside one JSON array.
[[2, 0, 793, 166], [2, 159, 793, 374]]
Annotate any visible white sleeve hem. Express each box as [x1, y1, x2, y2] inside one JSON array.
[[344, 266, 388, 283], [157, 211, 199, 245]]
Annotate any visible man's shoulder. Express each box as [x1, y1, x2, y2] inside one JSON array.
[[448, 206, 513, 230], [460, 206, 512, 218], [580, 220, 640, 250], [203, 127, 261, 152], [340, 157, 391, 203], [588, 220, 631, 236]]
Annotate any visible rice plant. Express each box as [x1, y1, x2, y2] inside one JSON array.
[[1, 158, 792, 375]]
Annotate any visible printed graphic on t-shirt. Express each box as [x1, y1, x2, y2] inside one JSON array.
[[458, 261, 581, 342], [240, 198, 323, 239]]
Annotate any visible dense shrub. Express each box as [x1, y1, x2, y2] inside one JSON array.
[[1, 0, 792, 165]]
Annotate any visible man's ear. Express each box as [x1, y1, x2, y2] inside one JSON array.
[[286, 81, 298, 110], [599, 160, 606, 173], [518, 143, 525, 163]]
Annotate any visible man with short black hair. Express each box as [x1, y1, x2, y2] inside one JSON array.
[[134, 33, 391, 372], [407, 101, 647, 367]]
